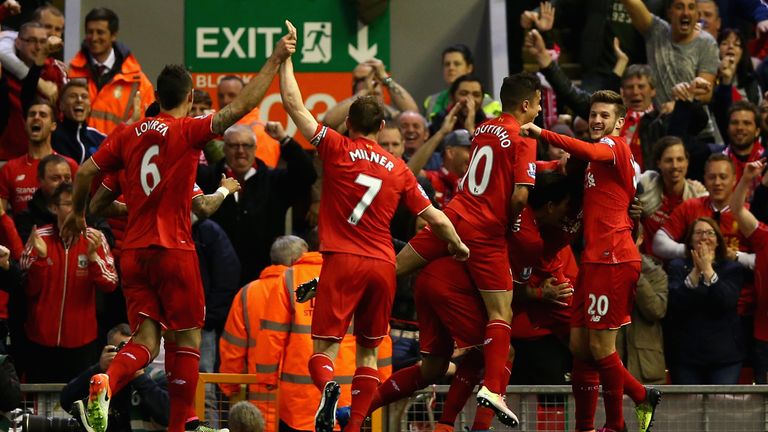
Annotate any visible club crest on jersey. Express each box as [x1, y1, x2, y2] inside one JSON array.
[[78, 254, 88, 269], [527, 162, 537, 180], [599, 137, 615, 147], [520, 267, 532, 281]]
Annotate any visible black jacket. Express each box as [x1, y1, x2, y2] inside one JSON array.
[[193, 218, 241, 333], [197, 138, 316, 284], [52, 118, 106, 165], [666, 258, 745, 367]]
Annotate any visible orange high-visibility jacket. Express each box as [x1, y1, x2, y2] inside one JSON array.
[[68, 46, 155, 135], [253, 252, 392, 430], [219, 264, 287, 432]]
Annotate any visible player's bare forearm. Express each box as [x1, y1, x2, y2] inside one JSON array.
[[280, 57, 319, 140], [73, 158, 100, 215], [192, 193, 226, 219], [212, 57, 281, 135], [730, 173, 759, 237], [540, 130, 614, 162], [90, 185, 121, 217], [420, 206, 464, 249], [509, 185, 530, 218]]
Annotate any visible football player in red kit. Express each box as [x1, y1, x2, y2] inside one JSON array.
[[62, 22, 297, 432], [278, 22, 468, 432], [521, 90, 660, 432]]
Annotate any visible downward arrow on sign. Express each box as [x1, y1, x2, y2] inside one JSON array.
[[348, 21, 378, 63]]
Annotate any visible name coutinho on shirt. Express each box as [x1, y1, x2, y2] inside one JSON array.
[[475, 123, 513, 148], [348, 148, 395, 171]]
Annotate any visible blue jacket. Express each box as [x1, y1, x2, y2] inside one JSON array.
[[52, 118, 106, 165], [666, 258, 745, 366], [193, 218, 241, 333]]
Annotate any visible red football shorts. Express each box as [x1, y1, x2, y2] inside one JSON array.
[[415, 257, 487, 357], [571, 262, 640, 330], [312, 253, 395, 348], [408, 208, 513, 292], [120, 248, 205, 332]]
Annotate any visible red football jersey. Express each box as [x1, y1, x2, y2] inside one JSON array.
[[750, 224, 768, 341], [311, 125, 431, 264], [0, 153, 78, 215], [542, 132, 640, 264], [449, 113, 537, 237], [660, 196, 750, 252], [91, 113, 215, 251]]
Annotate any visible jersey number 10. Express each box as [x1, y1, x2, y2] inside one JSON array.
[[459, 145, 493, 196]]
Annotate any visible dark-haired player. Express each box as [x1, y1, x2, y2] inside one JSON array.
[[278, 22, 468, 432], [522, 90, 659, 432], [62, 22, 297, 432], [397, 72, 542, 425]]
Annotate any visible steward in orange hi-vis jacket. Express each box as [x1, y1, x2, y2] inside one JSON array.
[[254, 251, 392, 431]]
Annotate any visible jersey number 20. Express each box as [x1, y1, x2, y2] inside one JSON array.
[[348, 173, 382, 225], [140, 145, 161, 196]]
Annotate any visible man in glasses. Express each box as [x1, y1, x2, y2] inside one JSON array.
[[197, 122, 316, 284]]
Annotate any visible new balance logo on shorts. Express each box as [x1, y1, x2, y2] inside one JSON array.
[[171, 379, 187, 385], [591, 315, 602, 322]]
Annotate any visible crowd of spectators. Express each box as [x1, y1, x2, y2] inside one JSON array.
[[1, 0, 768, 429]]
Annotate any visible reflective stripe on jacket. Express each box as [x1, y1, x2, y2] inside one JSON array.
[[68, 47, 155, 135], [253, 252, 392, 430]]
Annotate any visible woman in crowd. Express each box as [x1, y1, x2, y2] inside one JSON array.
[[717, 28, 761, 105], [666, 217, 745, 384]]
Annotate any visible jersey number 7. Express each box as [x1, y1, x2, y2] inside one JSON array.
[[348, 173, 382, 225]]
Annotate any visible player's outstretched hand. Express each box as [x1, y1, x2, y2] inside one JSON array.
[[273, 20, 298, 63], [540, 277, 573, 306], [519, 122, 542, 138], [219, 174, 241, 194], [60, 213, 86, 245], [448, 241, 470, 262], [295, 277, 319, 303]]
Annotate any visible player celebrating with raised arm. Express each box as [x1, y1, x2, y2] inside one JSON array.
[[278, 22, 468, 432], [521, 90, 660, 432], [61, 22, 297, 432], [396, 72, 541, 426]]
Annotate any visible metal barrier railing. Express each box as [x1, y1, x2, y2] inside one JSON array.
[[16, 380, 768, 431]]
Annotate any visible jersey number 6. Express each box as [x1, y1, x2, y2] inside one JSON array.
[[140, 145, 161, 196], [348, 173, 382, 225]]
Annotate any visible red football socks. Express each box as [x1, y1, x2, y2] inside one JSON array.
[[596, 352, 625, 432], [346, 367, 380, 432], [440, 349, 484, 425], [369, 364, 426, 413], [572, 357, 600, 431], [471, 357, 511, 430], [482, 320, 512, 393], [308, 353, 335, 391], [623, 366, 646, 404], [164, 340, 177, 377], [106, 341, 151, 394], [167, 347, 201, 432]]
